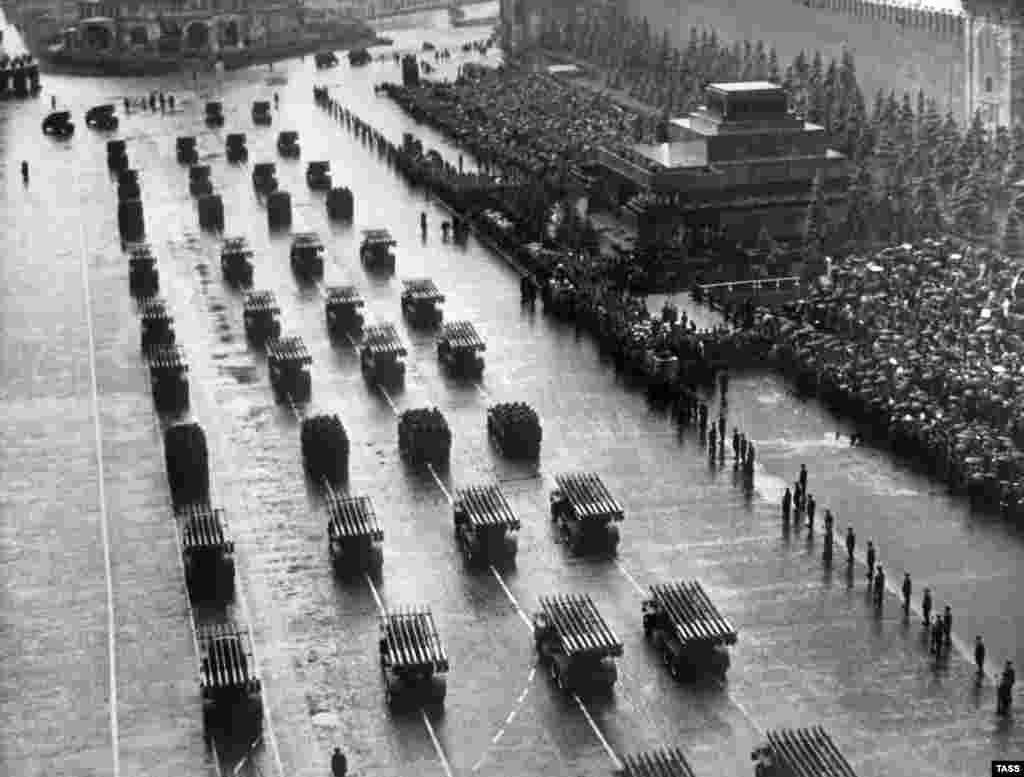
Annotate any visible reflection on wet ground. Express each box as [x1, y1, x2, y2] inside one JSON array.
[[1, 9, 1022, 777]]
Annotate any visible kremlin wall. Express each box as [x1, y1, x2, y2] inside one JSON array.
[[507, 0, 1024, 128]]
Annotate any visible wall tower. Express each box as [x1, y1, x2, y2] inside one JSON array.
[[962, 0, 1024, 128]]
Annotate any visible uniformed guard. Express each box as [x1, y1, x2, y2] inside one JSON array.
[[845, 527, 855, 563], [782, 488, 791, 522], [865, 541, 876, 581], [901, 573, 911, 614], [331, 747, 347, 777], [974, 636, 986, 675], [874, 566, 885, 606], [806, 494, 816, 528], [20, 160, 28, 183], [931, 615, 944, 655], [942, 606, 952, 647], [922, 587, 933, 627], [799, 463, 808, 493], [823, 509, 833, 535], [733, 429, 741, 459], [822, 529, 833, 563]]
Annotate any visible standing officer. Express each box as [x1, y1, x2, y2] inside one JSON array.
[[921, 587, 933, 627], [974, 636, 986, 676], [845, 527, 855, 564], [331, 747, 347, 777], [782, 488, 792, 522], [942, 606, 952, 647], [799, 463, 808, 493], [823, 509, 833, 536], [901, 573, 912, 614], [874, 566, 885, 606], [865, 541, 876, 581]]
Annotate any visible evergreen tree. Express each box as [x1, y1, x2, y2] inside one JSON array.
[[768, 47, 780, 82], [951, 159, 995, 240], [916, 89, 926, 139], [1002, 206, 1024, 261], [913, 173, 944, 238], [839, 46, 857, 101], [844, 162, 874, 244], [883, 90, 900, 133], [897, 92, 915, 149], [871, 88, 886, 127], [921, 98, 943, 155], [804, 171, 828, 256]]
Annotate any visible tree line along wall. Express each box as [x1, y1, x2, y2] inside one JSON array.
[[623, 0, 968, 118]]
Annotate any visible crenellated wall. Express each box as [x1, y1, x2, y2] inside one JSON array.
[[612, 0, 976, 121]]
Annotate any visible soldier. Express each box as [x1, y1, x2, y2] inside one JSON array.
[[823, 509, 833, 535], [901, 573, 911, 614], [420, 211, 428, 237], [718, 415, 726, 442], [331, 747, 348, 777], [733, 428, 741, 459], [168, 94, 175, 111], [931, 615, 944, 655], [865, 540, 876, 581], [822, 528, 833, 563], [746, 442, 756, 469], [20, 160, 28, 183], [942, 606, 952, 647], [782, 488, 792, 522], [874, 566, 885, 606], [806, 494, 816, 528], [799, 463, 808, 493], [998, 661, 1015, 714], [845, 527, 855, 564], [975, 636, 986, 676], [740, 434, 749, 461], [708, 426, 717, 453], [921, 587, 933, 627]]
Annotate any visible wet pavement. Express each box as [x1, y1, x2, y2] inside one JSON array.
[[1, 8, 1022, 777]]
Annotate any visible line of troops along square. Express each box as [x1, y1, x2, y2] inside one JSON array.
[[128, 259, 859, 777]]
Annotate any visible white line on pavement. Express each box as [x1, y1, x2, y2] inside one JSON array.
[[427, 463, 454, 505], [615, 561, 646, 597], [421, 710, 456, 777], [489, 565, 531, 629], [573, 693, 623, 771], [378, 384, 399, 415], [364, 573, 386, 615], [78, 221, 121, 777]]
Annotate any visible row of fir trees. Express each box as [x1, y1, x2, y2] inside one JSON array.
[[532, 2, 1024, 258]]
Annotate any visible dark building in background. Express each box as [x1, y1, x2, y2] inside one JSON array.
[[594, 81, 848, 253]]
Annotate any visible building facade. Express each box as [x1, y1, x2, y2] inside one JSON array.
[[58, 0, 305, 56], [594, 82, 849, 253], [500, 0, 1024, 130]]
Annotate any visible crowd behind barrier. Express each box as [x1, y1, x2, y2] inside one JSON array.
[[381, 67, 654, 183], [317, 86, 1024, 523]]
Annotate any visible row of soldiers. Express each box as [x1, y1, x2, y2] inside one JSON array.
[[783, 464, 1016, 714]]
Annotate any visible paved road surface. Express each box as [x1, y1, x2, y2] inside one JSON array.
[[1, 9, 1021, 777]]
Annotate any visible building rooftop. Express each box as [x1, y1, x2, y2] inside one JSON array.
[[707, 81, 784, 94], [632, 140, 708, 170]]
